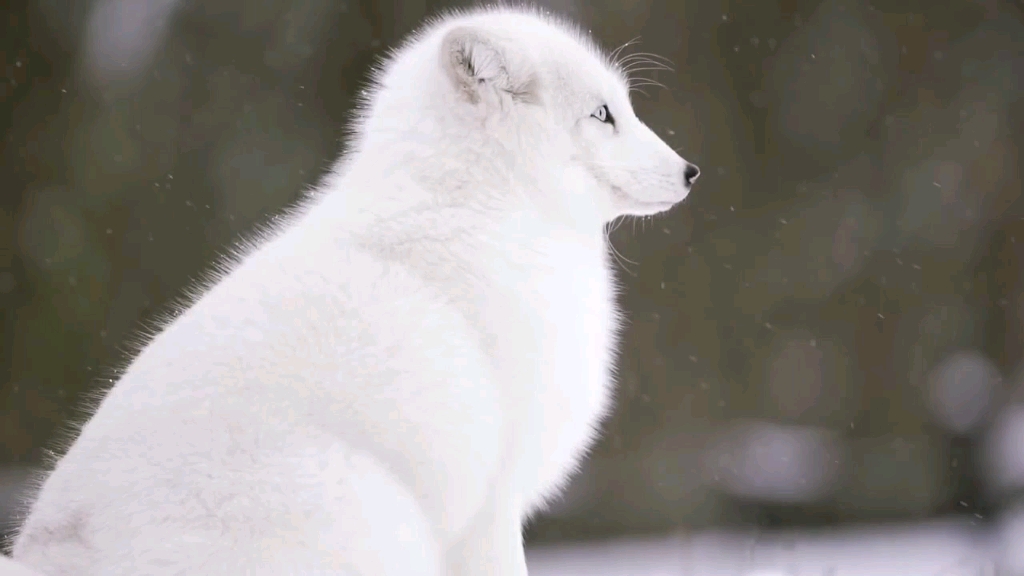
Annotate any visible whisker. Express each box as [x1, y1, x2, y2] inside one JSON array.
[[621, 63, 674, 74], [629, 78, 668, 91], [619, 51, 675, 65], [628, 85, 651, 97], [619, 58, 675, 72], [619, 54, 671, 64], [609, 36, 643, 64], [604, 217, 638, 276]]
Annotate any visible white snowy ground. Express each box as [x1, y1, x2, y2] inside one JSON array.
[[526, 520, 1001, 576]]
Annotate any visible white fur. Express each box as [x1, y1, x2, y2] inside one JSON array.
[[10, 5, 698, 575], [0, 555, 43, 576]]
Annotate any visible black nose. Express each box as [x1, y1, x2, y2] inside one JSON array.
[[683, 163, 700, 187]]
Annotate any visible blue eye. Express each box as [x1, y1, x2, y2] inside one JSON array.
[[591, 104, 614, 125]]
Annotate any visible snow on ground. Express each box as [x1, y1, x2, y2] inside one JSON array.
[[527, 520, 998, 576]]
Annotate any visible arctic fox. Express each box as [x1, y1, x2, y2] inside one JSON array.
[[10, 5, 698, 576]]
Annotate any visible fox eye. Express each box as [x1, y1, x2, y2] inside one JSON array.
[[591, 104, 614, 125]]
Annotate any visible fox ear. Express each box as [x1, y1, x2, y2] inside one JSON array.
[[440, 26, 539, 107]]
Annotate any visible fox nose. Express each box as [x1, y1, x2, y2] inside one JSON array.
[[683, 163, 700, 187]]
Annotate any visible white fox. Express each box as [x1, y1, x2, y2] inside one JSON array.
[[11, 5, 698, 575]]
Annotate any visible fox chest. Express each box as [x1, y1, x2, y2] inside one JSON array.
[[484, 247, 620, 505]]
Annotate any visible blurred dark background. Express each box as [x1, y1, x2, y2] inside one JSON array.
[[2, 0, 1024, 548]]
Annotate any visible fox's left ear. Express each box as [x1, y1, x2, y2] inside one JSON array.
[[440, 26, 540, 108]]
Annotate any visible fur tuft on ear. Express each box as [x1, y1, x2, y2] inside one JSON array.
[[440, 26, 539, 106]]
